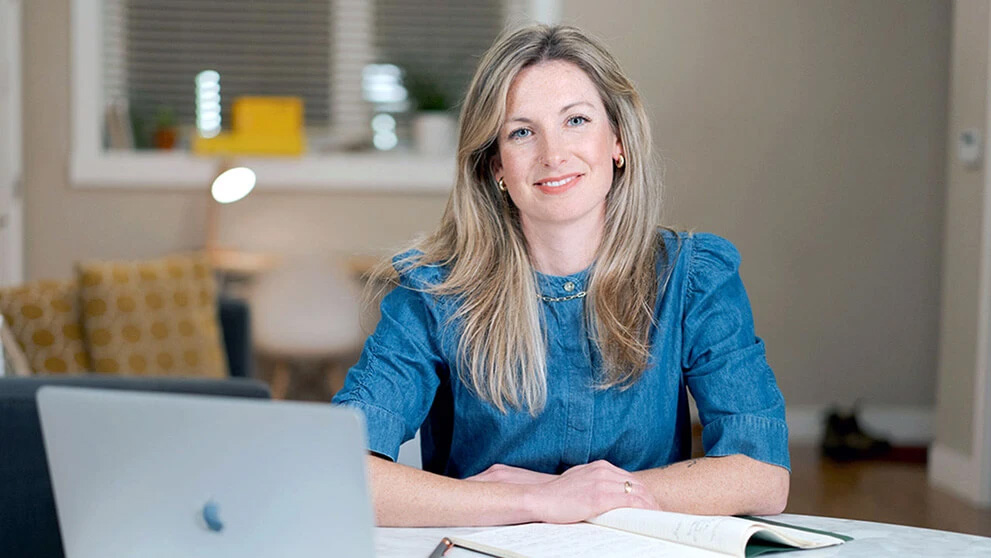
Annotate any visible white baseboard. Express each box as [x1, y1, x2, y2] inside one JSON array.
[[786, 404, 933, 445], [929, 443, 991, 507]]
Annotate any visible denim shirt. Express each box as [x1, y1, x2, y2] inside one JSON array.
[[332, 231, 790, 477]]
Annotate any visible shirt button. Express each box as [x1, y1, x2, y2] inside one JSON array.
[[563, 281, 575, 292]]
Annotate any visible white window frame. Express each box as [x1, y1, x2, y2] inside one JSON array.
[[70, 0, 559, 192]]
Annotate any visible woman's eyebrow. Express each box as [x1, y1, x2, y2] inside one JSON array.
[[559, 101, 595, 114], [505, 101, 596, 125]]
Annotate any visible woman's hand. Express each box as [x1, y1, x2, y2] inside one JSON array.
[[525, 460, 659, 524], [465, 463, 557, 485]]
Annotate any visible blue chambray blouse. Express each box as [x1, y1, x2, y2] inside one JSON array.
[[332, 231, 790, 477]]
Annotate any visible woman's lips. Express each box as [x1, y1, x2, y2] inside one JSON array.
[[534, 173, 582, 195]]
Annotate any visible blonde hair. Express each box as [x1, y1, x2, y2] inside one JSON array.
[[371, 24, 666, 414]]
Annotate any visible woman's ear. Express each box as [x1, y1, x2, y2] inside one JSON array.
[[490, 154, 503, 181], [613, 139, 624, 160]]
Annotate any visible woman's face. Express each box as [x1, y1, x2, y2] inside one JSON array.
[[493, 60, 623, 232]]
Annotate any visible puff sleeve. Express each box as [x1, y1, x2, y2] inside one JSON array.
[[681, 234, 790, 470], [331, 256, 447, 461]]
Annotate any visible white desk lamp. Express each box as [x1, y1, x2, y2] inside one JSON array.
[[203, 162, 276, 283], [204, 162, 256, 254], [211, 166, 256, 204]]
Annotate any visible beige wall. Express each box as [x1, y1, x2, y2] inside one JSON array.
[[24, 0, 950, 406], [935, 0, 989, 456], [564, 0, 950, 406]]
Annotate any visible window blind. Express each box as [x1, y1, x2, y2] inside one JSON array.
[[107, 0, 331, 128], [374, 0, 502, 111], [102, 0, 509, 140]]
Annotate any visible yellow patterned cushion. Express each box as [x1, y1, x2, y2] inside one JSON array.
[[1, 314, 33, 375], [76, 254, 228, 377], [0, 279, 91, 374]]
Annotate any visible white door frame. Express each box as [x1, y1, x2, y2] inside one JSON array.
[[0, 0, 23, 287], [978, 4, 991, 507], [930, 5, 991, 508]]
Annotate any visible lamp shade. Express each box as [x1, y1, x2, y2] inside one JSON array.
[[210, 167, 256, 204]]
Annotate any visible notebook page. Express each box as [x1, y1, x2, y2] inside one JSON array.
[[457, 522, 727, 558], [588, 508, 756, 556], [746, 523, 847, 548]]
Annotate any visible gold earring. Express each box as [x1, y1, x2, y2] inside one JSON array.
[[497, 178, 507, 192], [615, 155, 626, 169]]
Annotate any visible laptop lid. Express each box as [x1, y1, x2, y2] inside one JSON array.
[[37, 386, 375, 558]]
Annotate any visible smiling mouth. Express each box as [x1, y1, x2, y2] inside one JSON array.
[[535, 174, 582, 187]]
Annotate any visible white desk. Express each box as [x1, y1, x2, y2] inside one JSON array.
[[375, 513, 991, 557]]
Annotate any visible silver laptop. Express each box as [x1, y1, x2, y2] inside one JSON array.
[[37, 386, 375, 558]]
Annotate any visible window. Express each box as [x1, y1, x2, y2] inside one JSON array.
[[71, 0, 559, 190], [103, 0, 515, 149]]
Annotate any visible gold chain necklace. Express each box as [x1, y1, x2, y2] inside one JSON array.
[[538, 290, 587, 303]]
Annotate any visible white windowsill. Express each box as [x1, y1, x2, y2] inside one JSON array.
[[70, 150, 457, 192]]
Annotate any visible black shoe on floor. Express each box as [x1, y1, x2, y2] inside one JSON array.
[[821, 404, 892, 462]]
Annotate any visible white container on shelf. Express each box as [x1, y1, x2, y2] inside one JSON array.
[[412, 111, 456, 156]]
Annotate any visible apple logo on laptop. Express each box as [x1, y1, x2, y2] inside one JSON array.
[[201, 500, 224, 533]]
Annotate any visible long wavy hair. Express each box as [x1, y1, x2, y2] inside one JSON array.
[[370, 24, 666, 414]]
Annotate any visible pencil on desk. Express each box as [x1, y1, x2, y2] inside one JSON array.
[[428, 537, 453, 558], [429, 535, 526, 558]]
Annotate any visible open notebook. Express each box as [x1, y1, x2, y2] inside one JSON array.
[[446, 509, 850, 558]]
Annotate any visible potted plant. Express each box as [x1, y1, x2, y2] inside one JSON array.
[[152, 105, 178, 150], [406, 73, 455, 156]]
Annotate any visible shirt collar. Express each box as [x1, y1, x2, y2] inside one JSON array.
[[534, 266, 592, 299]]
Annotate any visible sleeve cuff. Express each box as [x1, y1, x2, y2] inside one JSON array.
[[701, 414, 791, 471], [334, 398, 409, 462]]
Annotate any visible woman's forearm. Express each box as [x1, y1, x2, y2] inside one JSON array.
[[632, 454, 790, 516], [369, 456, 659, 527], [369, 456, 537, 527]]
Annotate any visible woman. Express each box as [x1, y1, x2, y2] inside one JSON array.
[[332, 24, 790, 527]]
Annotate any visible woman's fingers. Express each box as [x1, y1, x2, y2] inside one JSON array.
[[463, 460, 659, 522], [529, 460, 659, 523], [626, 479, 660, 510]]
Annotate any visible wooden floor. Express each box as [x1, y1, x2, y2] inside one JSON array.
[[786, 444, 991, 537]]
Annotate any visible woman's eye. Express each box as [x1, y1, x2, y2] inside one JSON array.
[[568, 115, 588, 126], [509, 128, 532, 139]]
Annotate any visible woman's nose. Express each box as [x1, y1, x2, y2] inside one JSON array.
[[539, 133, 568, 167]]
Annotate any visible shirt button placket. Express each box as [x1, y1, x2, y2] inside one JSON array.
[[560, 297, 593, 467]]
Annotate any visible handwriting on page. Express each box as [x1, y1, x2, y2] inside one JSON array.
[[671, 517, 736, 546], [460, 523, 726, 558], [590, 508, 752, 555]]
